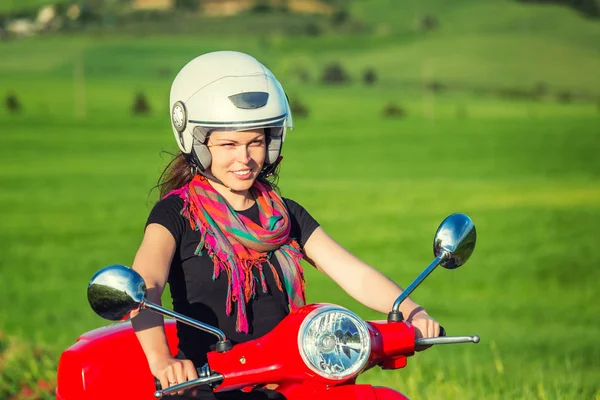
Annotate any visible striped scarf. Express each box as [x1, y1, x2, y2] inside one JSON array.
[[168, 175, 305, 333]]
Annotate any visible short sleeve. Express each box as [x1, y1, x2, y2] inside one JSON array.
[[145, 194, 187, 247], [284, 198, 320, 248]]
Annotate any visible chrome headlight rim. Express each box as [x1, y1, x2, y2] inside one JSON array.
[[297, 305, 371, 380]]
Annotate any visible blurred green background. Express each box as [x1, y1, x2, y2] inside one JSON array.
[[0, 0, 599, 399]]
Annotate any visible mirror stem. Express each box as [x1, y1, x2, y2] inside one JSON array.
[[142, 301, 227, 342], [389, 252, 448, 320]]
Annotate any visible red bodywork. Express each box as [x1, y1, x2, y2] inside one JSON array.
[[57, 304, 413, 400]]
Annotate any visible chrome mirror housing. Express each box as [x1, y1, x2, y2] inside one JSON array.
[[87, 264, 147, 321], [433, 213, 477, 269]]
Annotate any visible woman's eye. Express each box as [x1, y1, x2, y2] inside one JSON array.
[[251, 140, 264, 146], [222, 143, 235, 147]]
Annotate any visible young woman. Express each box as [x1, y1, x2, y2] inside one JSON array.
[[131, 51, 441, 399]]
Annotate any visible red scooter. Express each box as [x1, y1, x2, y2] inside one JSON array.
[[56, 213, 479, 400]]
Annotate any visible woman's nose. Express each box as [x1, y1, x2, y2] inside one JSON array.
[[235, 145, 251, 163]]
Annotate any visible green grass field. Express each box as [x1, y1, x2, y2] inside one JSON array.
[[1, 0, 600, 398]]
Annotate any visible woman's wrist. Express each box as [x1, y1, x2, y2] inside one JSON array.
[[404, 305, 428, 321]]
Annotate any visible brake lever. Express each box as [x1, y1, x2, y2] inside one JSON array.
[[415, 335, 480, 346], [154, 374, 224, 398]]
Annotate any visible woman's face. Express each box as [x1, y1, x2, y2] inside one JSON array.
[[206, 128, 266, 192]]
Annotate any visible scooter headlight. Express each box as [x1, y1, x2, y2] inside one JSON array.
[[298, 306, 371, 380]]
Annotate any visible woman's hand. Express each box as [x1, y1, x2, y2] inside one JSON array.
[[149, 356, 198, 395], [407, 309, 441, 351]]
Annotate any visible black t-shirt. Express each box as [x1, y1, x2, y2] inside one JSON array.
[[146, 194, 320, 369]]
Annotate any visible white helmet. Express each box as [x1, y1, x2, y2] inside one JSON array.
[[169, 51, 293, 174]]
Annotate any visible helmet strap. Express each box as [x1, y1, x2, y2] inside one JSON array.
[[185, 152, 223, 186], [259, 155, 283, 179], [196, 169, 225, 186]]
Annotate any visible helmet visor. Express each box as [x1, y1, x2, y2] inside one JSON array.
[[191, 116, 291, 143]]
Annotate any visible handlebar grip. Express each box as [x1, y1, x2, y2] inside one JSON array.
[[155, 367, 205, 391], [439, 326, 446, 337]]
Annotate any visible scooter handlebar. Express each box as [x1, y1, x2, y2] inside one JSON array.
[[154, 367, 220, 391]]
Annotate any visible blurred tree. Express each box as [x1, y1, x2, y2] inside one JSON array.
[[305, 22, 322, 36], [290, 98, 309, 118], [321, 62, 350, 84], [79, 0, 130, 26], [557, 90, 573, 103], [498, 87, 535, 100], [424, 80, 446, 93], [331, 9, 349, 26], [382, 103, 406, 118], [250, 0, 290, 13], [533, 81, 549, 99], [132, 92, 151, 115], [79, 1, 102, 24], [175, 0, 201, 12], [418, 14, 439, 31], [363, 68, 377, 86], [252, 0, 274, 13], [5, 93, 22, 114], [157, 67, 172, 78], [516, 0, 599, 18]]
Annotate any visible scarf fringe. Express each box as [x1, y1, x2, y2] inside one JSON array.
[[194, 217, 294, 333]]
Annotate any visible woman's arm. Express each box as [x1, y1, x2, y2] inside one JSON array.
[[130, 223, 197, 392], [303, 227, 440, 339]]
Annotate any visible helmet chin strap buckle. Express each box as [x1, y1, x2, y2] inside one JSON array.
[[261, 156, 283, 178]]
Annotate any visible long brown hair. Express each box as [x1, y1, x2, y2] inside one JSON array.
[[154, 152, 281, 200], [156, 152, 194, 199]]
